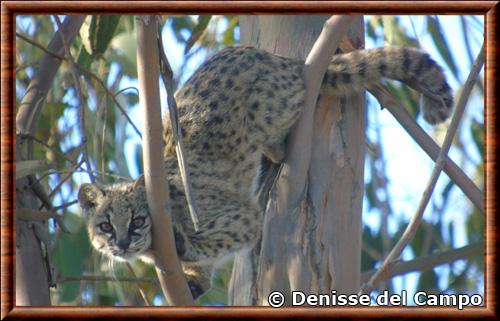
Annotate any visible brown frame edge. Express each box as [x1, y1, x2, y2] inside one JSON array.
[[1, 0, 498, 319]]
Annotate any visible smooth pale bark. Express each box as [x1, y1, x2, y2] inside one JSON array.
[[135, 16, 193, 305], [229, 16, 364, 305]]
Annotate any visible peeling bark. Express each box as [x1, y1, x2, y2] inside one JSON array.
[[229, 16, 364, 305]]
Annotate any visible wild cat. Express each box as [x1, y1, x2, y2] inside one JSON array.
[[78, 45, 453, 298]]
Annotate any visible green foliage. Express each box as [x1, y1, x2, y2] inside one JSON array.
[[53, 214, 92, 303], [417, 270, 439, 293], [184, 15, 212, 54], [80, 16, 121, 58], [470, 118, 485, 158], [16, 14, 240, 306], [361, 226, 382, 271], [196, 262, 233, 306], [410, 221, 442, 257], [365, 15, 484, 298], [382, 16, 417, 47], [385, 82, 420, 119], [168, 16, 238, 87], [107, 31, 138, 77], [427, 17, 459, 81]]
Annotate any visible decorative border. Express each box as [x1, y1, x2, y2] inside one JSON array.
[[1, 1, 497, 319]]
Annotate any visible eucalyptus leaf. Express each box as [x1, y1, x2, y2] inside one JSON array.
[[76, 46, 93, 70], [427, 16, 459, 80], [89, 16, 121, 57], [185, 16, 212, 54], [470, 118, 484, 157], [53, 214, 91, 302]]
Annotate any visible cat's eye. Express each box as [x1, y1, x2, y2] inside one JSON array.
[[131, 217, 146, 229], [98, 222, 113, 233]]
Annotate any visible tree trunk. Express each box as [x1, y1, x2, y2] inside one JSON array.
[[228, 15, 365, 305], [15, 16, 86, 306]]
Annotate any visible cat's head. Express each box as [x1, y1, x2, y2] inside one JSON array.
[[78, 178, 153, 262]]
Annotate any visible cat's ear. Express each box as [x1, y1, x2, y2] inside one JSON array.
[[133, 175, 145, 189], [78, 183, 104, 211]]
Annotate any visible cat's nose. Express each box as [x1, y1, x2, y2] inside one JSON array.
[[117, 238, 131, 250]]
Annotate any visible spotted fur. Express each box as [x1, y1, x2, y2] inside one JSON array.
[[79, 45, 453, 299]]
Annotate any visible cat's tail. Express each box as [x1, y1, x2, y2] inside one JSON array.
[[321, 47, 454, 124]]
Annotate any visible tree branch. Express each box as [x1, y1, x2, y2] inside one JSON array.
[[53, 16, 95, 184], [125, 262, 151, 306], [16, 32, 66, 60], [281, 16, 355, 207], [257, 16, 355, 304], [339, 39, 484, 214], [369, 85, 484, 213], [58, 274, 156, 283], [360, 43, 485, 295], [15, 16, 86, 307], [17, 30, 143, 141], [17, 133, 77, 166], [157, 21, 200, 231], [135, 16, 193, 305], [360, 241, 484, 284], [16, 16, 86, 149], [79, 68, 143, 140]]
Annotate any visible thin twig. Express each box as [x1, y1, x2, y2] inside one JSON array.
[[16, 32, 66, 60], [28, 175, 55, 210], [58, 274, 156, 283], [43, 158, 85, 202], [57, 167, 132, 181], [125, 263, 152, 306], [17, 27, 143, 142], [33, 167, 130, 187], [360, 240, 484, 284], [29, 162, 74, 192], [53, 200, 78, 211], [19, 31, 142, 141], [99, 95, 108, 173], [17, 133, 77, 166], [157, 20, 200, 231], [338, 38, 485, 214], [17, 207, 68, 233], [360, 43, 484, 295], [53, 16, 95, 184], [369, 85, 484, 213], [115, 86, 139, 97], [78, 67, 143, 140]]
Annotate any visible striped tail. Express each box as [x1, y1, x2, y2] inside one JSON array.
[[321, 47, 453, 124]]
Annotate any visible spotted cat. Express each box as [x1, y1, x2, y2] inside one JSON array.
[[78, 45, 453, 299]]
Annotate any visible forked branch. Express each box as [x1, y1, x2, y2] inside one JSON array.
[[279, 15, 355, 211], [53, 16, 95, 184], [360, 43, 484, 295], [257, 15, 355, 304]]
